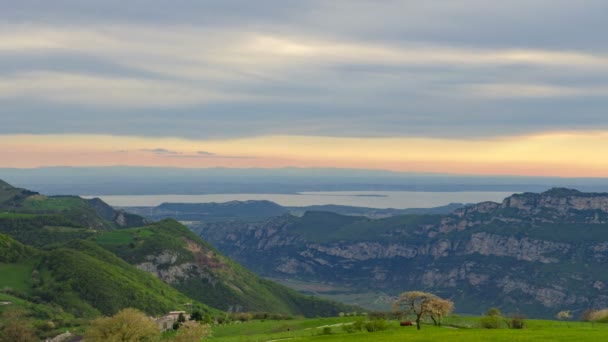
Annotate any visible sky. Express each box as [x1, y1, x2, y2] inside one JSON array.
[[1, 1, 608, 177]]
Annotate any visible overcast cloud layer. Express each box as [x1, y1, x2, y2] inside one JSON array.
[[1, 0, 608, 139]]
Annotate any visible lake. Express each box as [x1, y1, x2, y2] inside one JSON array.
[[84, 191, 516, 209]]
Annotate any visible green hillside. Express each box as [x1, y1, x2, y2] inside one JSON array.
[[96, 219, 357, 317], [0, 213, 95, 247], [0, 234, 213, 318], [37, 240, 212, 317], [0, 179, 356, 337], [0, 182, 146, 230], [0, 232, 32, 263]]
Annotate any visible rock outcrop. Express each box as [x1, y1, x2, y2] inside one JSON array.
[[196, 189, 608, 317]]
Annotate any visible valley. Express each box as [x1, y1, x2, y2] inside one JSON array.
[[187, 189, 608, 318]]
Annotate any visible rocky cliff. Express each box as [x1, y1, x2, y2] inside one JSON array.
[[196, 189, 608, 318]]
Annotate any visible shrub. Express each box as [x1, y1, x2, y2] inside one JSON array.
[[190, 311, 203, 322], [1, 321, 38, 342], [173, 321, 212, 342], [342, 318, 365, 333], [342, 324, 357, 333], [556, 310, 572, 320], [321, 327, 332, 335], [83, 308, 159, 342], [585, 309, 608, 322], [479, 316, 502, 329], [365, 319, 388, 332], [507, 315, 526, 329], [233, 312, 253, 322], [486, 308, 501, 317]]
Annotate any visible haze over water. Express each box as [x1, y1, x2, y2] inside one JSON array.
[[88, 191, 516, 209]]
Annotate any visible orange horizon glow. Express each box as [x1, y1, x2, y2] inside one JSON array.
[[2, 132, 608, 178]]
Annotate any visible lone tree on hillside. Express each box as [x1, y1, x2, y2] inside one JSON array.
[[556, 310, 572, 320], [392, 291, 454, 330], [428, 297, 454, 326]]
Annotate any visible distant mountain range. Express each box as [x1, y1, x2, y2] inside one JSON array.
[[5, 166, 608, 195], [195, 188, 608, 318], [123, 200, 465, 222]]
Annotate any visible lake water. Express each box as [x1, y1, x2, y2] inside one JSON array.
[[85, 191, 516, 209]]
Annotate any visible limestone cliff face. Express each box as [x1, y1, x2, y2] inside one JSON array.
[[196, 188, 608, 317], [433, 189, 608, 234], [135, 239, 226, 285]]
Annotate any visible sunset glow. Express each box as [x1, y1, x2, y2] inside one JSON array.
[[2, 132, 607, 177]]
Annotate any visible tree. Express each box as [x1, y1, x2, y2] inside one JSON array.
[[173, 312, 187, 330], [0, 310, 37, 342], [556, 310, 572, 320], [172, 321, 211, 342], [486, 307, 501, 317], [190, 311, 203, 322], [428, 298, 454, 326], [83, 308, 159, 342], [393, 291, 453, 330], [1, 321, 38, 342]]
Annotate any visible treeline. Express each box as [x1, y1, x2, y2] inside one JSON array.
[[0, 214, 90, 247]]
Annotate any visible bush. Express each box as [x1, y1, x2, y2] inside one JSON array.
[[507, 315, 526, 329], [342, 324, 357, 333], [83, 308, 159, 342], [233, 312, 253, 322], [479, 316, 502, 329], [365, 319, 388, 332], [342, 318, 365, 333], [1, 321, 38, 342], [585, 309, 608, 322], [556, 310, 572, 320], [486, 308, 501, 317], [173, 321, 212, 342], [321, 327, 332, 335]]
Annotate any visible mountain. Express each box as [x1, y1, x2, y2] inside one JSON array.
[[6, 166, 608, 195], [123, 200, 464, 223], [0, 232, 206, 321], [127, 200, 290, 222], [0, 180, 354, 324], [95, 219, 355, 316], [196, 189, 608, 318], [286, 203, 465, 219], [0, 181, 146, 230]]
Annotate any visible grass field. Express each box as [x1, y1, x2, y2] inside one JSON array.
[[207, 316, 608, 342], [95, 230, 134, 245], [269, 278, 392, 311], [96, 227, 154, 246], [0, 260, 36, 293], [21, 196, 85, 212]]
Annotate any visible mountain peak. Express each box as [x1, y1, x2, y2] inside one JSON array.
[[540, 188, 583, 197]]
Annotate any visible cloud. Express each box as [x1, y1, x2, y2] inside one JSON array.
[[140, 148, 180, 155], [139, 148, 253, 159], [463, 83, 608, 98], [0, 1, 608, 139]]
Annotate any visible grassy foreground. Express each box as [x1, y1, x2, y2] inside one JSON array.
[[208, 316, 608, 342]]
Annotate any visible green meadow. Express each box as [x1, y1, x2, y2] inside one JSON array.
[[207, 316, 608, 342], [0, 260, 36, 293]]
